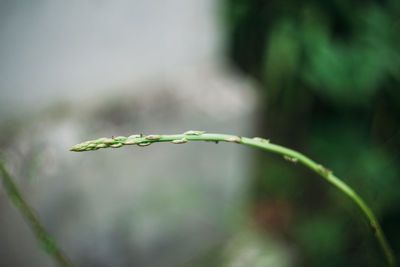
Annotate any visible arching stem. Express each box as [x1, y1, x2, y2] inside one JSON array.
[[71, 132, 395, 266]]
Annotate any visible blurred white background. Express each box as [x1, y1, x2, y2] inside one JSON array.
[[0, 0, 221, 119], [0, 1, 282, 267]]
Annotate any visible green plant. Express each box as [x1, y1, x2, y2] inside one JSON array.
[[71, 130, 395, 266], [0, 160, 71, 267]]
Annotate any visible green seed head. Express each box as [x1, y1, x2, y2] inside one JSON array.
[[110, 143, 123, 148], [124, 139, 138, 145], [96, 144, 107, 148], [170, 138, 187, 144], [145, 135, 161, 140], [226, 136, 241, 143], [113, 136, 126, 141], [103, 138, 114, 144], [183, 130, 204, 136]]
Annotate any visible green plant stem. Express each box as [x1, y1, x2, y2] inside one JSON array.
[[71, 132, 395, 266], [0, 160, 71, 267]]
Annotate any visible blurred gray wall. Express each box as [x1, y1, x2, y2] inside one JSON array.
[[0, 0, 221, 119]]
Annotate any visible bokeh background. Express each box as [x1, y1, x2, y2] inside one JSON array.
[[1, 0, 399, 266]]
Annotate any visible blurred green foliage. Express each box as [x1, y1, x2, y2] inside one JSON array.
[[224, 0, 400, 265]]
